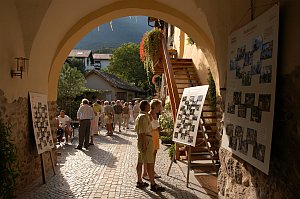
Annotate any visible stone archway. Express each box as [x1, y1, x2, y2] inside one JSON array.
[[47, 0, 218, 101]]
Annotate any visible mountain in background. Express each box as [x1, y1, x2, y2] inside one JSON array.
[[75, 16, 152, 51]]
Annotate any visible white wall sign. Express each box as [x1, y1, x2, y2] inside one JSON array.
[[29, 92, 54, 154], [222, 5, 279, 174], [173, 85, 209, 147]]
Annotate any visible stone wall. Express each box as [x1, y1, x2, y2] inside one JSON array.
[[0, 90, 58, 193], [217, 67, 300, 198]]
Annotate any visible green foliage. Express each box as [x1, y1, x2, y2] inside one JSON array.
[[159, 111, 174, 136], [160, 136, 173, 144], [168, 144, 175, 159], [0, 120, 19, 199], [207, 69, 217, 110], [95, 47, 115, 54], [57, 63, 86, 118], [107, 42, 153, 92], [186, 36, 195, 45], [68, 57, 85, 74], [142, 29, 163, 70]]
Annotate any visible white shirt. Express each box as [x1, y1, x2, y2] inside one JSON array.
[[77, 104, 95, 120], [57, 115, 70, 127]]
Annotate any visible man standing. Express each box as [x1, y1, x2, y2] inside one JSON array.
[[113, 100, 123, 132], [76, 99, 94, 150], [133, 100, 140, 121], [135, 100, 165, 192]]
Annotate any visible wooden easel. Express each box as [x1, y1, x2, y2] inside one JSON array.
[[167, 143, 192, 187], [40, 149, 56, 184]]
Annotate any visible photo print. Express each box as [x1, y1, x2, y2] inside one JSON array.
[[253, 36, 263, 52], [244, 51, 253, 66], [242, 71, 252, 86], [233, 91, 242, 105], [251, 106, 262, 123], [252, 143, 266, 162], [235, 66, 243, 79], [251, 61, 262, 75], [189, 96, 195, 102], [227, 102, 236, 114], [174, 132, 179, 138], [197, 95, 203, 102], [226, 124, 234, 136], [238, 104, 247, 118], [259, 65, 272, 83], [235, 125, 244, 138], [260, 41, 273, 60], [245, 93, 255, 108], [236, 45, 246, 61], [229, 136, 238, 150], [238, 140, 248, 155], [258, 94, 271, 112], [188, 136, 193, 143], [246, 128, 257, 145], [230, 60, 237, 70]]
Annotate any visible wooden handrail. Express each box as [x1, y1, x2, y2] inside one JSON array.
[[160, 37, 180, 120]]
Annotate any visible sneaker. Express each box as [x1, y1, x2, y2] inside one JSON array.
[[136, 181, 149, 188], [150, 184, 165, 192]]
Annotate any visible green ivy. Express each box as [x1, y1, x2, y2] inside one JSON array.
[[0, 120, 19, 199], [207, 69, 217, 110]]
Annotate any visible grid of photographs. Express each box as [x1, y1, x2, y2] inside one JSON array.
[[173, 86, 209, 147], [226, 123, 265, 162], [225, 36, 274, 163], [30, 93, 54, 154], [229, 38, 273, 85], [173, 95, 203, 145]]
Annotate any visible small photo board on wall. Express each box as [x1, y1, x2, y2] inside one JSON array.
[[172, 85, 209, 147], [29, 92, 54, 154]]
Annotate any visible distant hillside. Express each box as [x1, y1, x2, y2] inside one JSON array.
[[75, 16, 152, 51]]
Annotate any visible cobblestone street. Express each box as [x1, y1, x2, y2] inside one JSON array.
[[16, 126, 217, 199]]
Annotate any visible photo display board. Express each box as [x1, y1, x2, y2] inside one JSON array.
[[29, 92, 54, 154], [173, 85, 209, 147], [222, 5, 279, 174]]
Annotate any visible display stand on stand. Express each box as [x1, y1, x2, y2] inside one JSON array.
[[167, 85, 209, 187]]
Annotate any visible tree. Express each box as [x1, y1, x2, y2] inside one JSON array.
[[57, 63, 86, 118], [68, 57, 85, 74], [107, 43, 152, 92]]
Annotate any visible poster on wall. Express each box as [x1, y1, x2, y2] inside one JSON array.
[[172, 85, 209, 147], [29, 92, 54, 154], [222, 5, 279, 174]]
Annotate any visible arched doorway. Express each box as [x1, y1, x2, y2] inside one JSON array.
[[45, 0, 218, 101]]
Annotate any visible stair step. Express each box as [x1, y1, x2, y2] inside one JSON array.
[[191, 146, 219, 152], [190, 154, 219, 161], [174, 77, 199, 80]]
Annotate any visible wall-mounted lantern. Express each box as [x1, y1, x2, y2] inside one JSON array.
[[11, 57, 29, 79]]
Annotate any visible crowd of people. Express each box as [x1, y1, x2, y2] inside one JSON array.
[[55, 97, 165, 192]]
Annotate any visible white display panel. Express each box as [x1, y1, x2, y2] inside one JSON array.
[[173, 85, 209, 147], [222, 5, 279, 174], [29, 92, 55, 154]]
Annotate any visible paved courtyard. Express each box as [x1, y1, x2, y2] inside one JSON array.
[[16, 126, 217, 199]]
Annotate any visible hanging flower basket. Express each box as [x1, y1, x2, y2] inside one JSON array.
[[140, 29, 163, 72]]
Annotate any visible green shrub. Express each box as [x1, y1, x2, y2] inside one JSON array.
[[160, 136, 173, 144], [0, 120, 19, 199], [168, 144, 175, 159]]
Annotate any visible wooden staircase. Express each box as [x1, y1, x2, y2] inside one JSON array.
[[154, 37, 220, 173]]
